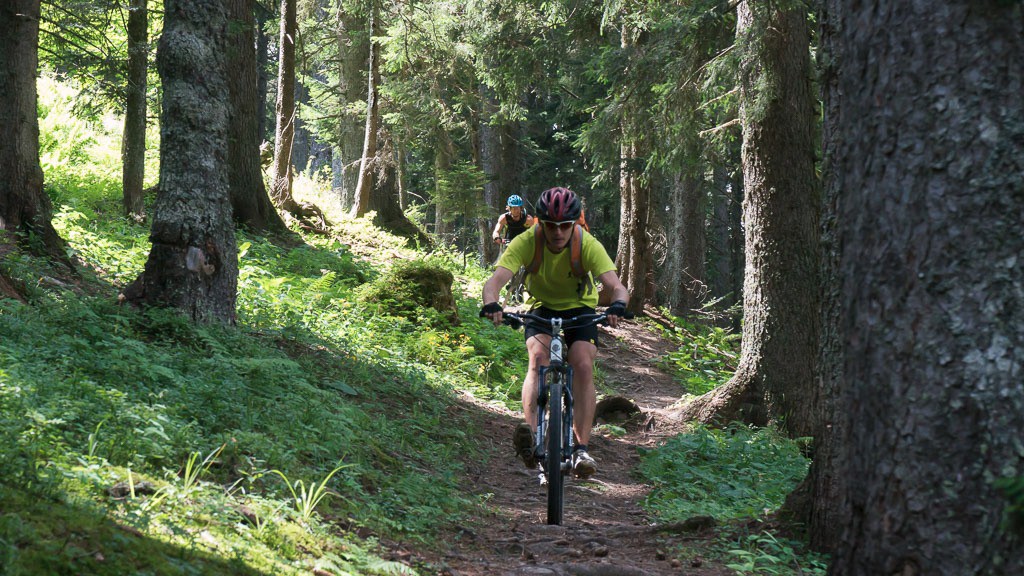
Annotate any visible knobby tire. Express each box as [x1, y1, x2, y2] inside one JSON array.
[[546, 376, 564, 525]]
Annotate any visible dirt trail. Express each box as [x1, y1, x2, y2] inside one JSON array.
[[406, 320, 734, 576]]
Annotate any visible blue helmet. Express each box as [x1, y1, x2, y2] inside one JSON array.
[[507, 195, 524, 207]]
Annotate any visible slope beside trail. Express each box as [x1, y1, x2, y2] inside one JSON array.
[[397, 317, 736, 576]]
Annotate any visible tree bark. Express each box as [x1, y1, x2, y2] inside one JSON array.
[[672, 170, 707, 315], [255, 2, 271, 142], [121, 0, 147, 221], [370, 131, 430, 247], [678, 0, 819, 438], [828, 3, 1024, 573], [226, 0, 285, 232], [333, 8, 367, 213], [432, 128, 454, 238], [349, 1, 378, 219], [615, 141, 652, 314], [270, 0, 299, 212], [123, 0, 237, 324], [787, 0, 845, 553], [0, 1, 67, 262]]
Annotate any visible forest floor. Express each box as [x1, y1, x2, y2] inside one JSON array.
[[391, 315, 737, 576]]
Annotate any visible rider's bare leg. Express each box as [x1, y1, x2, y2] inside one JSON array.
[[568, 341, 598, 446], [523, 334, 552, 431]]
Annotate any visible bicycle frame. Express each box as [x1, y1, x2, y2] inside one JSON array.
[[534, 318, 574, 524]]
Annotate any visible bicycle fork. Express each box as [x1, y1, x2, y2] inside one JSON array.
[[534, 365, 575, 474]]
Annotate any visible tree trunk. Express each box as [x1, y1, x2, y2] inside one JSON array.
[[828, 3, 1024, 573], [673, 170, 707, 315], [350, 1, 378, 219], [787, 0, 845, 553], [270, 0, 299, 212], [370, 131, 430, 247], [123, 0, 237, 324], [613, 23, 653, 314], [255, 3, 270, 142], [678, 0, 819, 438], [0, 1, 67, 262], [708, 165, 743, 320], [432, 129, 453, 237], [121, 0, 147, 221], [478, 87, 523, 265], [615, 141, 651, 314], [226, 0, 285, 233], [333, 8, 367, 213]]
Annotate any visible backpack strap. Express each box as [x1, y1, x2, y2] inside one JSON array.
[[526, 224, 544, 274], [526, 224, 587, 278], [569, 225, 585, 278]]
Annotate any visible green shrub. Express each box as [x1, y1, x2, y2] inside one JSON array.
[[638, 424, 809, 522]]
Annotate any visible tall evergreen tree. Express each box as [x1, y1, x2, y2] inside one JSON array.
[[333, 6, 368, 213], [679, 0, 819, 438], [349, 0, 378, 218]]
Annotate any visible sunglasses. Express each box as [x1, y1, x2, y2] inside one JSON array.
[[541, 220, 575, 232]]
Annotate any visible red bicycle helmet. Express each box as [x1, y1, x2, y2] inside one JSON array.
[[536, 187, 582, 222]]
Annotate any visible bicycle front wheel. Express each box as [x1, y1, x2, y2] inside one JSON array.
[[545, 377, 564, 525]]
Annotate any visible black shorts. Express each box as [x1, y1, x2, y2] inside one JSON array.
[[524, 306, 599, 348]]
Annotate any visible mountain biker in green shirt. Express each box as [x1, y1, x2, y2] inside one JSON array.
[[481, 187, 629, 479]]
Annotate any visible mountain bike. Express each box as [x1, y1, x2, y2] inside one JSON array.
[[499, 310, 628, 525]]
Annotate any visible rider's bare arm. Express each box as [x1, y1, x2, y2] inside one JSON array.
[[492, 214, 507, 242], [596, 270, 629, 327], [482, 267, 516, 324]]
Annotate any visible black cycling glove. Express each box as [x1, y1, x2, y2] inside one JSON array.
[[606, 300, 628, 317], [479, 302, 502, 317]]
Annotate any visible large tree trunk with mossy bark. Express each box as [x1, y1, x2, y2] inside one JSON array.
[[0, 1, 68, 264], [780, 0, 846, 552], [123, 0, 237, 324], [823, 2, 1024, 572], [678, 0, 819, 438]]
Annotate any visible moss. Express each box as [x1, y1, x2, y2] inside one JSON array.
[[357, 259, 459, 326]]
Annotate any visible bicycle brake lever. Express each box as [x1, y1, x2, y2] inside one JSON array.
[[503, 316, 523, 330]]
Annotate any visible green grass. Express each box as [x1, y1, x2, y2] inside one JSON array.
[[635, 423, 824, 575], [1, 85, 530, 571]]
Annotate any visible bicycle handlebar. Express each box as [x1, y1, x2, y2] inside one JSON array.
[[497, 309, 634, 332]]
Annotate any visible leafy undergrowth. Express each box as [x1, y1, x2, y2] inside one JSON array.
[[637, 424, 827, 574], [654, 311, 740, 396], [0, 190, 530, 574]]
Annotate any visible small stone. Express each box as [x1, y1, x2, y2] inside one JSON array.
[[670, 559, 682, 568], [691, 557, 704, 568], [655, 550, 667, 561]]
